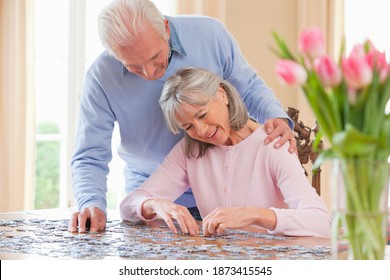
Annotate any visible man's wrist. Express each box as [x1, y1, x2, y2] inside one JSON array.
[[277, 117, 288, 124]]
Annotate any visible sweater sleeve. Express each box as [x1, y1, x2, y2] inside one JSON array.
[[71, 69, 115, 215], [120, 140, 190, 222], [265, 142, 331, 238]]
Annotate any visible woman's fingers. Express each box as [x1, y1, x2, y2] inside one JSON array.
[[154, 200, 199, 236], [203, 217, 222, 236], [171, 209, 200, 236], [161, 214, 178, 234]]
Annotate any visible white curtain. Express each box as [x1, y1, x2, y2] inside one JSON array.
[[0, 0, 35, 212], [295, 0, 344, 206]]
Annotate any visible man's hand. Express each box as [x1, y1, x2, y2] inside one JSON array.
[[68, 207, 106, 233], [264, 118, 297, 154]]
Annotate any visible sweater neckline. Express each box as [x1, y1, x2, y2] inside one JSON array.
[[216, 125, 264, 151]]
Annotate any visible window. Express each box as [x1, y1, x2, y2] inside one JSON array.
[[34, 0, 69, 209], [34, 0, 177, 210], [344, 0, 390, 54], [344, 0, 390, 117]]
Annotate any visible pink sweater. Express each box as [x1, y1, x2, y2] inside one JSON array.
[[120, 127, 331, 238]]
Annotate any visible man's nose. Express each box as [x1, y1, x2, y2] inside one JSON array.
[[142, 64, 155, 79]]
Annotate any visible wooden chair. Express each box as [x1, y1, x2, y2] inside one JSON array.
[[286, 107, 323, 195]]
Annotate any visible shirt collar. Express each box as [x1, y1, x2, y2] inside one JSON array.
[[122, 17, 187, 77], [166, 16, 187, 57]]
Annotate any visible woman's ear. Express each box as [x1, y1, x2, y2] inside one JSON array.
[[217, 87, 229, 105]]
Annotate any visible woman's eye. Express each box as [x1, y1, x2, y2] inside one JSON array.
[[199, 113, 207, 119], [184, 125, 193, 131]]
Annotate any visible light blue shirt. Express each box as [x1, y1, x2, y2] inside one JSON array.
[[71, 15, 292, 214]]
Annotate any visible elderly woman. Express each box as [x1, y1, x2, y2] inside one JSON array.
[[120, 68, 331, 238]]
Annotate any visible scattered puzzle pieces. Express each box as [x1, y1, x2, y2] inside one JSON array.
[[0, 219, 330, 259]]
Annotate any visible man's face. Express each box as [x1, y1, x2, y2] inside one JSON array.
[[116, 20, 171, 81]]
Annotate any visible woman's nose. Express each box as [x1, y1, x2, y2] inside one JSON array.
[[195, 122, 208, 137]]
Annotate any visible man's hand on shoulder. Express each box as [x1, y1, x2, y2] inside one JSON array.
[[264, 118, 297, 154], [68, 207, 106, 233]]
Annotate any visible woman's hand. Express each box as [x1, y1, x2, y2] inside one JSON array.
[[264, 118, 297, 154], [142, 199, 200, 236], [202, 207, 276, 236], [202, 207, 251, 236]]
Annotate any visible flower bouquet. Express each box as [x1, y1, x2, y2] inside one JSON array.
[[272, 27, 390, 259]]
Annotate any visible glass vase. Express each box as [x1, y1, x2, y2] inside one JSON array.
[[332, 158, 389, 260]]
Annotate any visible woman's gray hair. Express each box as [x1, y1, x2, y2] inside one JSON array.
[[160, 67, 249, 158], [98, 0, 167, 58]]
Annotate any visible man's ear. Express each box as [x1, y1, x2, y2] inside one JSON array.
[[164, 19, 170, 38]]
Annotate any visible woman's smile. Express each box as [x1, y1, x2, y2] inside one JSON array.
[[207, 127, 218, 138]]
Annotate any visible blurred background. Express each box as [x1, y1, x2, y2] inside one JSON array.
[[1, 0, 389, 213]]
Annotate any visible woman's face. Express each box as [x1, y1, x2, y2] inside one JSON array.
[[176, 87, 232, 146]]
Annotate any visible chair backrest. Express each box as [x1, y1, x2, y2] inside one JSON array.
[[286, 107, 323, 195]]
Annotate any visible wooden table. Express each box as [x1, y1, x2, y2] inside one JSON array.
[[0, 208, 335, 260]]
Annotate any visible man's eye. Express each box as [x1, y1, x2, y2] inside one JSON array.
[[127, 66, 141, 72]]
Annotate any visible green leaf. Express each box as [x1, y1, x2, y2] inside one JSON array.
[[332, 124, 380, 156], [381, 116, 390, 150], [312, 148, 336, 170], [311, 129, 323, 151], [271, 32, 296, 60]]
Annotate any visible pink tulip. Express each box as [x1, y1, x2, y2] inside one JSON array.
[[350, 43, 366, 58], [314, 56, 342, 87], [342, 53, 373, 90], [350, 42, 389, 82], [275, 60, 307, 86], [365, 49, 389, 82], [298, 27, 326, 59]]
